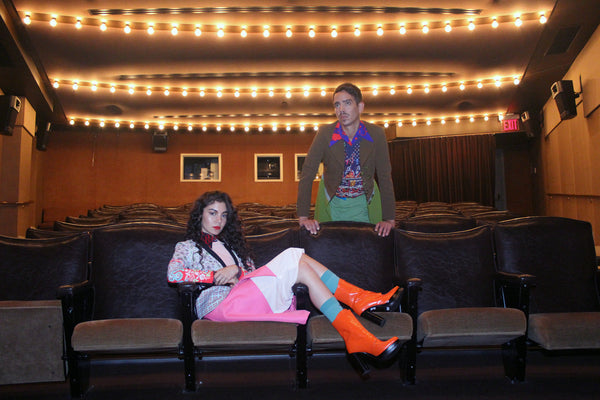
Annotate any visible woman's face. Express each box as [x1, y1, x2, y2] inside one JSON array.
[[201, 200, 228, 235]]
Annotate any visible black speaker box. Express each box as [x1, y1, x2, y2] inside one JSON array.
[[551, 80, 577, 120], [36, 122, 51, 151], [152, 132, 168, 152], [0, 95, 22, 136]]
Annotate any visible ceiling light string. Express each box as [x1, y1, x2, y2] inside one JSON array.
[[21, 10, 550, 36], [66, 112, 506, 132], [51, 75, 521, 97]]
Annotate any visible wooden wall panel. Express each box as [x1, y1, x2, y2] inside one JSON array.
[[40, 129, 317, 222]]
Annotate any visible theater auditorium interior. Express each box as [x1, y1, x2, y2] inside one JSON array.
[[1, 1, 600, 399]]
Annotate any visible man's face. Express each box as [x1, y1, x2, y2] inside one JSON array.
[[333, 90, 364, 130]]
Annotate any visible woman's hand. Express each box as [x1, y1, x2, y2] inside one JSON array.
[[214, 265, 241, 286]]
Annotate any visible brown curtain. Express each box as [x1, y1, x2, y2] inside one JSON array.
[[388, 134, 496, 205]]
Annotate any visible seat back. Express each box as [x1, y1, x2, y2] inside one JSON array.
[[246, 227, 301, 267], [90, 222, 186, 320], [494, 216, 599, 313], [0, 233, 91, 301], [395, 225, 496, 313], [299, 221, 395, 294], [398, 214, 476, 233]]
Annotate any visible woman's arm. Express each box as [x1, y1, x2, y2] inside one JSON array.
[[167, 241, 214, 283]]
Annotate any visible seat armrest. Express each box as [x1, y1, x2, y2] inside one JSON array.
[[495, 271, 536, 288], [494, 272, 535, 317], [293, 283, 310, 312], [57, 280, 94, 356], [57, 280, 94, 325]]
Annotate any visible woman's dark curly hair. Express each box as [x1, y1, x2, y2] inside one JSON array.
[[186, 191, 254, 270]]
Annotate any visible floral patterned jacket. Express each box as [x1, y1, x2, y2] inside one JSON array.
[[167, 239, 254, 318]]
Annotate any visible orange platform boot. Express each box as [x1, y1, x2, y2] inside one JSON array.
[[331, 309, 402, 376], [334, 280, 402, 326]]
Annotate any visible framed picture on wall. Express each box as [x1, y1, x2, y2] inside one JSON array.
[[254, 154, 283, 182], [294, 153, 323, 181], [180, 154, 221, 182]]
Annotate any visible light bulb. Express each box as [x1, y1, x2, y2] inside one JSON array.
[[354, 26, 360, 36], [164, 89, 170, 96], [492, 18, 499, 28], [407, 86, 412, 94], [128, 86, 134, 95], [146, 88, 152, 96], [331, 27, 337, 38], [459, 82, 465, 90], [72, 82, 79, 91], [129, 122, 135, 129], [399, 24, 406, 34], [24, 15, 31, 25], [124, 23, 131, 34], [147, 25, 154, 35], [468, 20, 475, 31], [422, 23, 429, 34], [100, 21, 107, 31], [217, 27, 224, 37], [515, 16, 522, 27], [50, 17, 57, 27], [75, 19, 82, 29], [377, 26, 384, 36], [445, 22, 452, 32], [263, 26, 270, 37], [53, 80, 59, 88], [442, 85, 448, 92], [424, 85, 430, 94], [69, 118, 75, 125], [539, 13, 547, 24], [195, 26, 202, 36], [286, 27, 292, 37], [309, 27, 316, 38], [171, 25, 178, 36], [241, 28, 247, 37], [477, 81, 483, 89], [182, 89, 188, 96]]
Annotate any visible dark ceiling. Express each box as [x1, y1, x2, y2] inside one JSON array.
[[1, 0, 599, 133]]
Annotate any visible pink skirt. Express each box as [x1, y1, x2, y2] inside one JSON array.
[[205, 248, 310, 324]]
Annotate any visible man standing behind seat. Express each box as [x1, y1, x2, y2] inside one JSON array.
[[297, 83, 395, 237]]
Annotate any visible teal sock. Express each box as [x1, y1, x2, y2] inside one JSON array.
[[320, 297, 343, 323], [320, 270, 340, 294]]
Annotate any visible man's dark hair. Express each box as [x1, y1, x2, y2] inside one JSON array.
[[333, 83, 363, 104]]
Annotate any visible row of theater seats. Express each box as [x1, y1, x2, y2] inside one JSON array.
[[32, 201, 517, 238], [1, 218, 599, 396]]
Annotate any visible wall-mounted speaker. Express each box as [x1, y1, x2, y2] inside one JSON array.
[[36, 122, 51, 151], [551, 80, 578, 120], [0, 95, 22, 136], [152, 132, 168, 152]]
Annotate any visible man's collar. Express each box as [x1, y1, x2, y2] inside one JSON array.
[[329, 121, 373, 147]]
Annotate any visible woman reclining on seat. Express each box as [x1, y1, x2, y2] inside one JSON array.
[[167, 190, 402, 373]]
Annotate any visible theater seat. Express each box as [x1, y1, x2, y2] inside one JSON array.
[[494, 216, 600, 351], [394, 226, 531, 382], [0, 233, 90, 385]]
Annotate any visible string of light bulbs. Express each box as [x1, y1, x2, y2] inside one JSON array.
[[52, 75, 521, 97], [21, 10, 548, 37], [66, 112, 508, 132]]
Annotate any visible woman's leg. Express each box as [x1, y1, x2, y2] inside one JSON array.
[[296, 254, 401, 317], [295, 254, 401, 374]]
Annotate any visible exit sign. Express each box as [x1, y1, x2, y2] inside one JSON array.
[[502, 118, 521, 131]]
